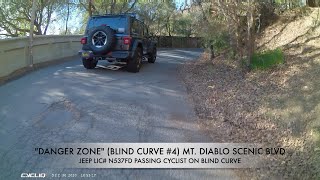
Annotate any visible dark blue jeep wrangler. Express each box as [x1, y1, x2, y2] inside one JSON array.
[[80, 14, 157, 73]]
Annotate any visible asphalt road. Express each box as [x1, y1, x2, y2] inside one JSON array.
[[0, 49, 236, 180]]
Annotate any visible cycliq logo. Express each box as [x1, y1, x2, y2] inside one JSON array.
[[21, 173, 46, 178]]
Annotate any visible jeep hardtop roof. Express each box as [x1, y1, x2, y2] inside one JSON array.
[[90, 13, 142, 22]]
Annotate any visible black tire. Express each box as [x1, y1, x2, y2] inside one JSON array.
[[127, 47, 142, 73], [82, 58, 97, 69], [148, 47, 157, 63], [87, 26, 115, 54]]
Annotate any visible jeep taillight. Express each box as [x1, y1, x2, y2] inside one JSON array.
[[81, 37, 87, 44], [123, 37, 132, 45]]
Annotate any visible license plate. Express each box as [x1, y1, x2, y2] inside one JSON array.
[[82, 52, 90, 58]]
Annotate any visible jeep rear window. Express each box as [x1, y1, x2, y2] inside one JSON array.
[[86, 17, 128, 32]]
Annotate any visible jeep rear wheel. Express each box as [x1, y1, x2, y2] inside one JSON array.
[[87, 26, 115, 54], [148, 47, 157, 63], [82, 58, 97, 69], [127, 47, 142, 73]]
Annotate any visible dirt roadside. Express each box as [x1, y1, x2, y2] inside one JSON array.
[[178, 51, 319, 179]]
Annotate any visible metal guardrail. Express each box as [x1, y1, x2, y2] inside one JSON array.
[[155, 36, 203, 48]]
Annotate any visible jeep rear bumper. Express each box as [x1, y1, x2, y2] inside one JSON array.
[[79, 50, 132, 60]]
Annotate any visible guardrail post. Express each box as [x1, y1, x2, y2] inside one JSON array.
[[210, 44, 215, 60], [24, 41, 29, 67]]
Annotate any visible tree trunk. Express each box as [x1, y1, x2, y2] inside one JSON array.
[[43, 5, 52, 35], [247, 0, 256, 69], [29, 0, 37, 68], [65, 2, 70, 34], [89, 0, 92, 17], [110, 0, 116, 14], [166, 16, 171, 36]]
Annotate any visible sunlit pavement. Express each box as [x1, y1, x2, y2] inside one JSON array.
[[0, 49, 237, 180]]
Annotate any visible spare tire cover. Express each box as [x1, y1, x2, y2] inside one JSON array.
[[87, 26, 115, 54]]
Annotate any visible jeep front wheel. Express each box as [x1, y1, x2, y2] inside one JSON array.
[[82, 58, 97, 69], [127, 47, 142, 73]]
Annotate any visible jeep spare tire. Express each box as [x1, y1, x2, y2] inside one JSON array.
[[88, 26, 115, 54]]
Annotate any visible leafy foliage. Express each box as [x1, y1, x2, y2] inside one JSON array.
[[0, 0, 316, 40], [0, 0, 65, 37], [250, 48, 284, 69]]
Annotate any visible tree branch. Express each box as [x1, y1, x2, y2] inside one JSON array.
[[124, 0, 137, 13]]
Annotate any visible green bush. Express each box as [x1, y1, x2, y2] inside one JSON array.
[[203, 32, 229, 53], [250, 48, 284, 69], [212, 33, 229, 52]]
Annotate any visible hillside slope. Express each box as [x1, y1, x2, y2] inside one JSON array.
[[180, 7, 320, 179], [259, 8, 320, 55]]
